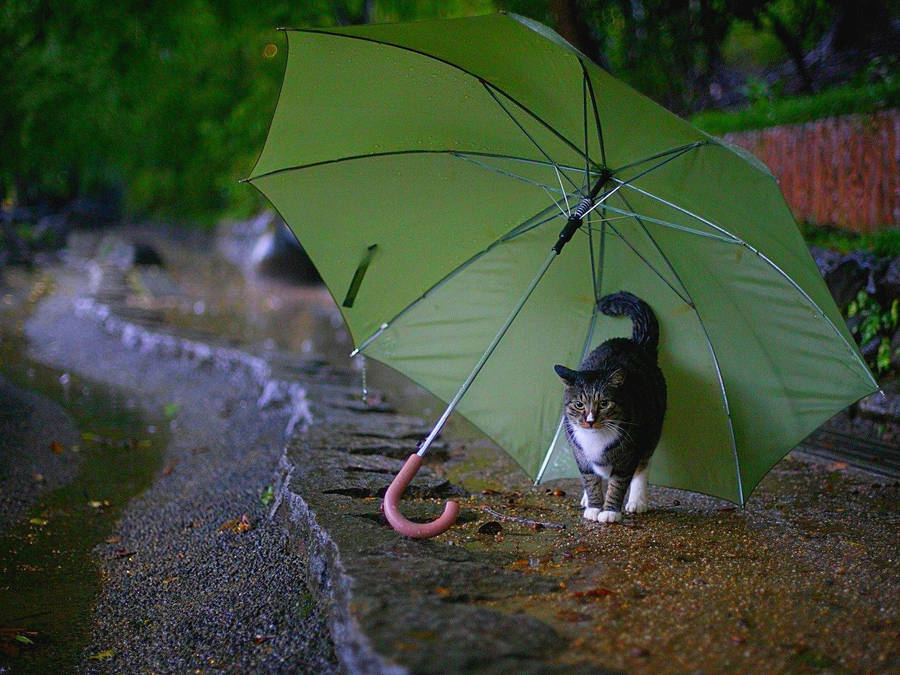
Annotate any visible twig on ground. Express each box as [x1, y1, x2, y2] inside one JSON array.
[[481, 505, 565, 529]]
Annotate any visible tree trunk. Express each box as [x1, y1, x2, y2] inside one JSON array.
[[763, 8, 816, 93], [550, 0, 610, 70]]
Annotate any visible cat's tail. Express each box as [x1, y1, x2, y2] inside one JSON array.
[[599, 291, 659, 352]]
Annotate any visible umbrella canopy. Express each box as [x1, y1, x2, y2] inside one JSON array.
[[246, 13, 876, 512]]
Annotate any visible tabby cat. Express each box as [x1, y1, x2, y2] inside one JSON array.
[[554, 291, 666, 523]]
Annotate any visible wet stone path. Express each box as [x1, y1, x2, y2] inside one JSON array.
[[1, 226, 897, 673]]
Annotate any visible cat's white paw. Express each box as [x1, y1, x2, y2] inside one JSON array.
[[583, 507, 602, 521], [596, 510, 622, 523], [625, 494, 648, 513], [625, 468, 649, 513], [580, 491, 588, 508]]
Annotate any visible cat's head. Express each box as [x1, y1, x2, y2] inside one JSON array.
[[554, 365, 625, 430]]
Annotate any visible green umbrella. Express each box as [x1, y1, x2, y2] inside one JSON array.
[[246, 13, 877, 537]]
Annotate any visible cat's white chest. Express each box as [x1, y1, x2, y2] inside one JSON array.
[[572, 426, 620, 476]]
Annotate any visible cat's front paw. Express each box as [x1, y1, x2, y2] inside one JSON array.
[[596, 510, 622, 523], [583, 508, 622, 523], [624, 494, 648, 514]]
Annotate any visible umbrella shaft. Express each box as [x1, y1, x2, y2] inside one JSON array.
[[417, 248, 559, 456]]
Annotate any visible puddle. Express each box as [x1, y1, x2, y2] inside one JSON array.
[[0, 270, 167, 672]]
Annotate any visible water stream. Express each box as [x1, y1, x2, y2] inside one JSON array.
[[0, 271, 167, 671]]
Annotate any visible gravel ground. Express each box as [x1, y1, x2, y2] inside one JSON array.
[[0, 375, 81, 529], [8, 264, 339, 672]]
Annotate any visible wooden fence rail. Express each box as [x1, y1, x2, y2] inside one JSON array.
[[723, 110, 899, 233]]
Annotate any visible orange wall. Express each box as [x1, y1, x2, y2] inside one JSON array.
[[723, 110, 899, 233]]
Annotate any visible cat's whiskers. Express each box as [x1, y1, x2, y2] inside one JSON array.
[[605, 420, 634, 444]]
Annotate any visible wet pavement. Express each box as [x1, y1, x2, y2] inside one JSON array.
[[0, 224, 897, 673], [283, 390, 898, 673]]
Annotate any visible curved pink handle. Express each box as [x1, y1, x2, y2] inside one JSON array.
[[382, 454, 459, 538]]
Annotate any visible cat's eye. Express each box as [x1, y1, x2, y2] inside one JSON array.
[[572, 401, 585, 410], [599, 399, 612, 409]]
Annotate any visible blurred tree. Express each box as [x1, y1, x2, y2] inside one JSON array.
[[1, 0, 496, 222], [2, 0, 893, 222]]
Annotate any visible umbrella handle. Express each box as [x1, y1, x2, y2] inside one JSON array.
[[382, 454, 459, 538]]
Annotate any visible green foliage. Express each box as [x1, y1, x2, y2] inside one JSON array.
[[1, 1, 493, 223], [2, 0, 894, 222], [846, 291, 898, 375], [690, 78, 900, 134], [800, 224, 900, 259]]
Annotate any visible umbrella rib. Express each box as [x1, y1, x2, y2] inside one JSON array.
[[282, 26, 595, 180], [580, 60, 607, 167], [588, 204, 739, 244], [248, 149, 586, 184], [603, 222, 692, 307], [608, 189, 744, 502], [618, 182, 878, 387], [581, 142, 704, 221], [480, 81, 583, 194], [582, 72, 590, 194], [555, 165, 572, 215], [351, 199, 568, 353], [611, 141, 709, 175], [450, 151, 574, 200], [535, 299, 604, 484]]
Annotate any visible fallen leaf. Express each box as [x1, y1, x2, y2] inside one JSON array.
[[557, 610, 590, 622], [573, 587, 613, 599], [552, 489, 566, 497], [49, 441, 63, 454], [219, 517, 240, 532], [434, 587, 451, 597], [15, 635, 34, 645], [112, 549, 136, 559], [89, 649, 116, 660], [219, 514, 252, 533], [161, 463, 175, 477], [252, 635, 272, 645], [28, 518, 49, 526], [106, 536, 121, 544], [88, 500, 111, 509]]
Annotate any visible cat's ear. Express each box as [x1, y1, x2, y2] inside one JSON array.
[[554, 365, 578, 385], [608, 369, 625, 387]]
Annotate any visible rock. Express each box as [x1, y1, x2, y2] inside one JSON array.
[[62, 195, 121, 228], [33, 213, 71, 251], [250, 221, 321, 283], [831, 255, 873, 307], [857, 382, 900, 423], [875, 256, 900, 308], [133, 242, 165, 267], [809, 246, 891, 309], [861, 336, 882, 362]]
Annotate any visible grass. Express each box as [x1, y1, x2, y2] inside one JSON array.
[[800, 223, 900, 258], [691, 79, 900, 136]]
